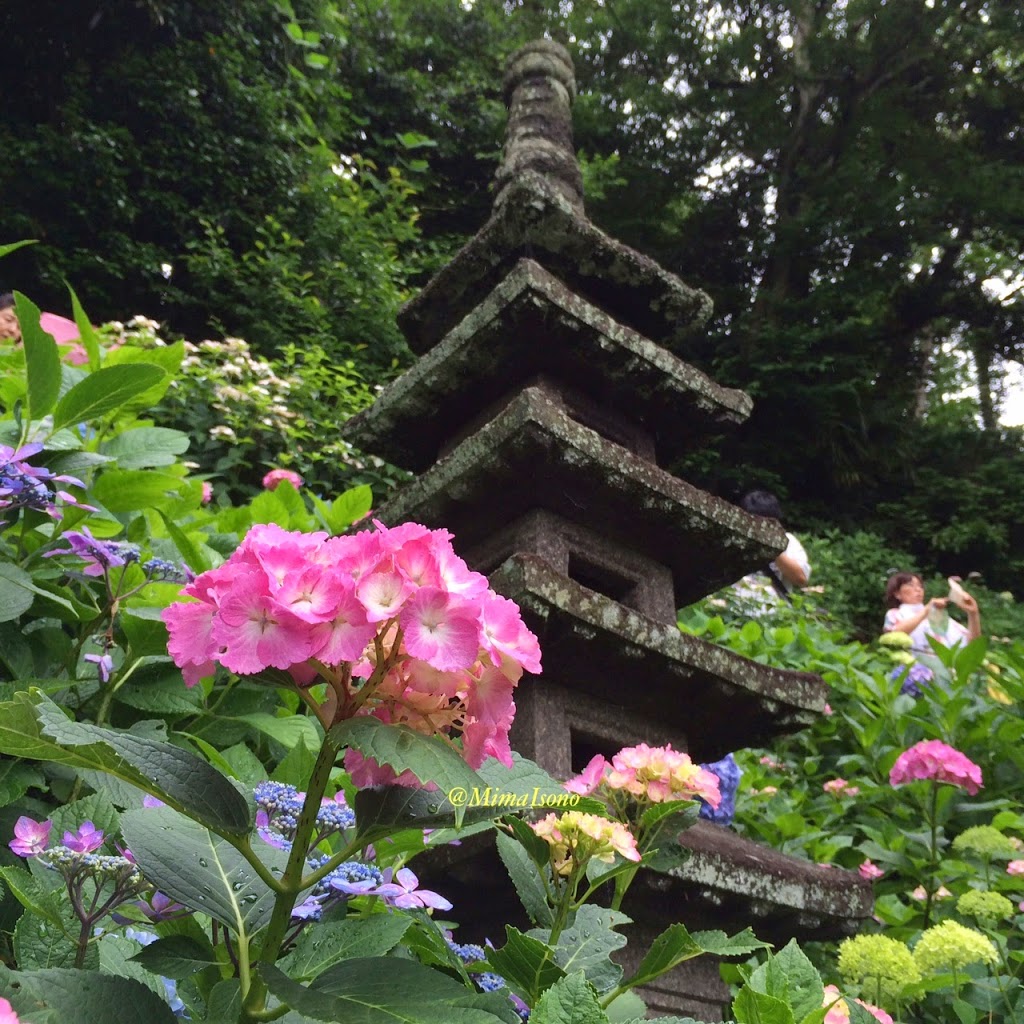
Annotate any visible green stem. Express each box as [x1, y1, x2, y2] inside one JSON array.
[[241, 731, 340, 1021], [923, 781, 939, 929], [227, 837, 286, 894]]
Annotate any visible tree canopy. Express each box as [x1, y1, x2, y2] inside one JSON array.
[[4, 0, 1024, 585]]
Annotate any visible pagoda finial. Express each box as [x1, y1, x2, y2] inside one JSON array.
[[494, 39, 584, 214]]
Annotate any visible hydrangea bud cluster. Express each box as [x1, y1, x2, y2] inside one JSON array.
[[823, 778, 860, 798], [952, 824, 1016, 860], [911, 919, 998, 973], [956, 888, 1014, 923], [889, 740, 983, 794], [531, 811, 641, 877], [163, 522, 541, 784], [0, 443, 94, 523], [9, 816, 148, 935], [565, 743, 722, 809], [254, 782, 356, 850], [836, 933, 919, 1007]]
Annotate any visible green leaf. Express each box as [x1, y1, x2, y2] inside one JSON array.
[[51, 363, 166, 433], [235, 711, 322, 751], [485, 927, 566, 1005], [0, 239, 36, 259], [1, 964, 179, 1023], [98, 934, 168, 999], [90, 468, 187, 513], [13, 899, 88, 970], [747, 940, 823, 1021], [623, 923, 702, 990], [220, 743, 268, 785], [690, 928, 770, 959], [259, 958, 521, 1024], [120, 806, 288, 933], [0, 760, 44, 808], [272, 734, 317, 787], [129, 935, 220, 980], [733, 987, 796, 1024], [68, 284, 101, 372], [495, 821, 554, 928], [0, 866, 66, 926], [331, 716, 484, 798], [156, 509, 210, 572], [0, 563, 38, 623], [205, 980, 242, 1024], [279, 915, 412, 982], [531, 905, 629, 995], [16, 291, 61, 422], [0, 690, 252, 835], [531, 972, 608, 1024], [100, 427, 190, 469]]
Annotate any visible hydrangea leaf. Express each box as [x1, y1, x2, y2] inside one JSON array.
[[67, 284, 101, 371], [0, 866, 66, 927], [621, 923, 703, 990], [745, 940, 822, 1021], [0, 563, 41, 623], [97, 934, 167, 999], [260, 957, 521, 1024], [496, 827, 554, 927], [15, 291, 61, 421], [128, 935, 220, 980], [13, 900, 90, 970], [0, 964, 178, 1023], [330, 716, 484, 795], [278, 915, 412, 982], [0, 690, 252, 835], [99, 426, 189, 469], [529, 972, 607, 1024], [483, 927, 566, 1005], [120, 806, 288, 934], [90, 468, 187, 513], [234, 711, 321, 751], [51, 364, 166, 433], [528, 905, 629, 996], [732, 987, 796, 1024]]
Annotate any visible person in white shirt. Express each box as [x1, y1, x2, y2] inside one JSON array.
[[733, 489, 810, 609]]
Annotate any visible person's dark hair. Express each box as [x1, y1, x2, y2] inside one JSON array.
[[740, 489, 783, 520], [0, 293, 14, 311], [885, 572, 921, 608]]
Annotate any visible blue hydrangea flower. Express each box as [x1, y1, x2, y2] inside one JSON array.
[[890, 662, 934, 697], [698, 752, 741, 826]]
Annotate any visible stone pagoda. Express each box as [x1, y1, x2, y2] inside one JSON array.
[[345, 40, 871, 1019]]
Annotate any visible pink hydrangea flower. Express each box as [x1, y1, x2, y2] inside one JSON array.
[[9, 816, 51, 857], [164, 521, 541, 781], [262, 468, 303, 490], [600, 743, 721, 807], [889, 740, 983, 794], [824, 778, 848, 794], [1007, 860, 1024, 876], [823, 985, 893, 1024], [911, 884, 952, 901], [532, 811, 641, 875], [0, 997, 21, 1024], [201, 481, 213, 504], [858, 859, 884, 881]]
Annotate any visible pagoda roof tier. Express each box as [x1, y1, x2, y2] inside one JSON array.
[[371, 383, 787, 607], [416, 824, 872, 949], [347, 259, 751, 474], [399, 171, 713, 357], [642, 821, 874, 945], [493, 555, 825, 753]]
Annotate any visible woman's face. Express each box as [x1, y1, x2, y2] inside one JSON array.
[[0, 306, 20, 342], [896, 577, 925, 604]]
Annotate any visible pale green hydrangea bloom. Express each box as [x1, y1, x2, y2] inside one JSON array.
[[836, 934, 920, 1007], [952, 825, 1016, 860], [956, 889, 1015, 923], [913, 920, 999, 973]]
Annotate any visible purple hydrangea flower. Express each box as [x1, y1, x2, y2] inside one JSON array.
[[376, 867, 452, 911], [9, 815, 52, 857], [0, 443, 94, 521], [63, 820, 104, 854], [44, 526, 138, 577], [84, 652, 114, 682], [890, 662, 934, 698]]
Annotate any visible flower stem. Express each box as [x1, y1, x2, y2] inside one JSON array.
[[241, 730, 340, 1020]]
